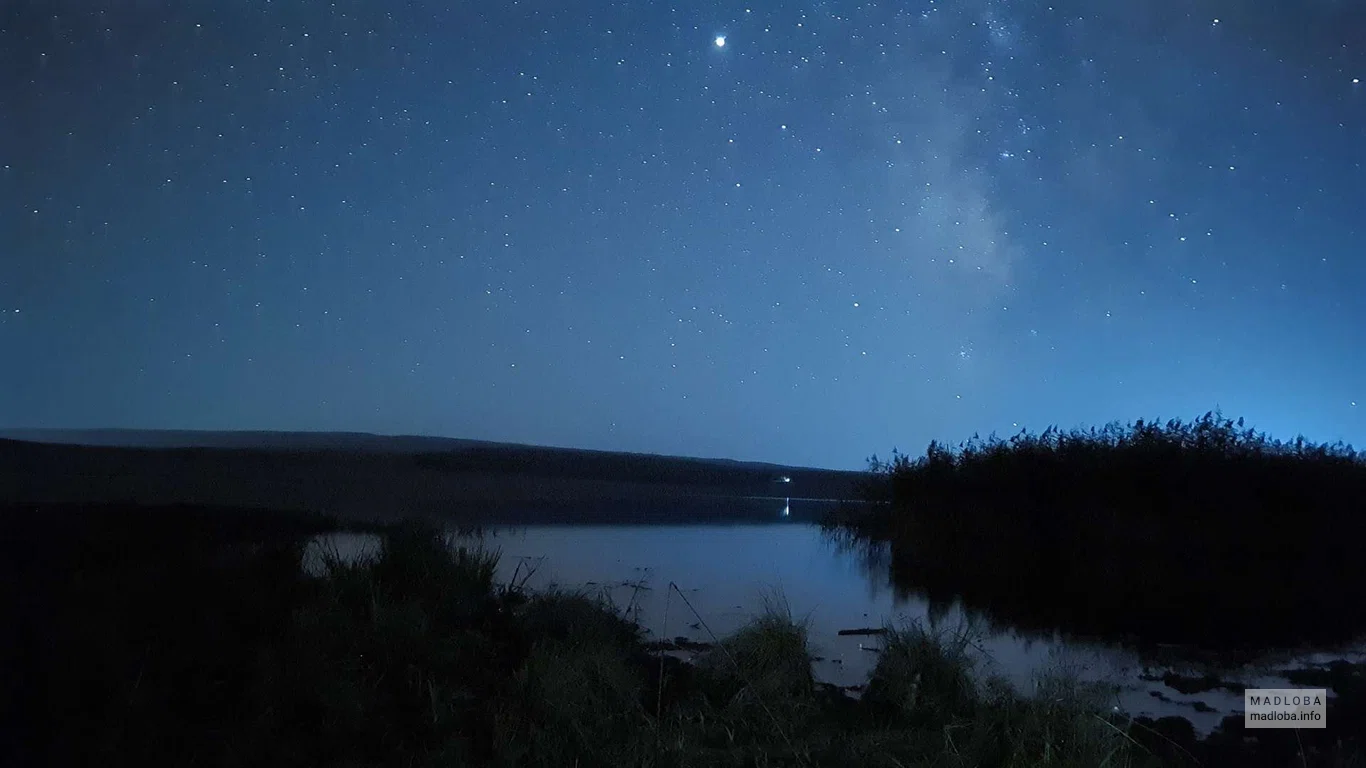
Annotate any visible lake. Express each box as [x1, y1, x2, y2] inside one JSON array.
[[306, 498, 1366, 735]]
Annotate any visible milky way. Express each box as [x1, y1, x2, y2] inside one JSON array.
[[3, 0, 1363, 468]]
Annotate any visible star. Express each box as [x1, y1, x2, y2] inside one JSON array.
[[5, 0, 1363, 472]]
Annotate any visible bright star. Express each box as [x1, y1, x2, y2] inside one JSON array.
[[714, 35, 726, 48]]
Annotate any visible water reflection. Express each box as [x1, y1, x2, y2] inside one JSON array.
[[306, 513, 1365, 735]]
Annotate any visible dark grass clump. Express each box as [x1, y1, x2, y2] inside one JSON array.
[[861, 620, 980, 727], [490, 591, 656, 766], [851, 619, 1150, 768], [679, 596, 824, 763], [695, 595, 816, 704], [242, 520, 518, 766], [825, 411, 1366, 650]]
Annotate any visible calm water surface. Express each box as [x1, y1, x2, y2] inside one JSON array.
[[307, 502, 1365, 734]]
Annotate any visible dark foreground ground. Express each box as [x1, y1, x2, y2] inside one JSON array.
[[2, 501, 1362, 767]]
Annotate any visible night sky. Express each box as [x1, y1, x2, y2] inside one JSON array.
[[3, 0, 1363, 470]]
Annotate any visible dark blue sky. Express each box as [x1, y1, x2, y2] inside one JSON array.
[[3, 0, 1363, 469]]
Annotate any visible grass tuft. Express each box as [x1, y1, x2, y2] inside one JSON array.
[[864, 619, 981, 726]]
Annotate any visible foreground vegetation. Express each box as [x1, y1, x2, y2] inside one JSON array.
[[0, 502, 1160, 767], [3, 501, 1361, 766], [826, 411, 1366, 652]]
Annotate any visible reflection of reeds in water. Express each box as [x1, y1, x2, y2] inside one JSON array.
[[827, 411, 1366, 651]]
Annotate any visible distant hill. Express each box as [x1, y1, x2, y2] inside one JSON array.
[[0, 430, 868, 524], [0, 428, 819, 472], [0, 428, 503, 454]]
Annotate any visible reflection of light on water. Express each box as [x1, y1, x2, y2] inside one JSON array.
[[781, 498, 790, 517], [303, 525, 1366, 736]]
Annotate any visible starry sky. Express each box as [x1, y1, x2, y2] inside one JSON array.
[[3, 0, 1364, 470]]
